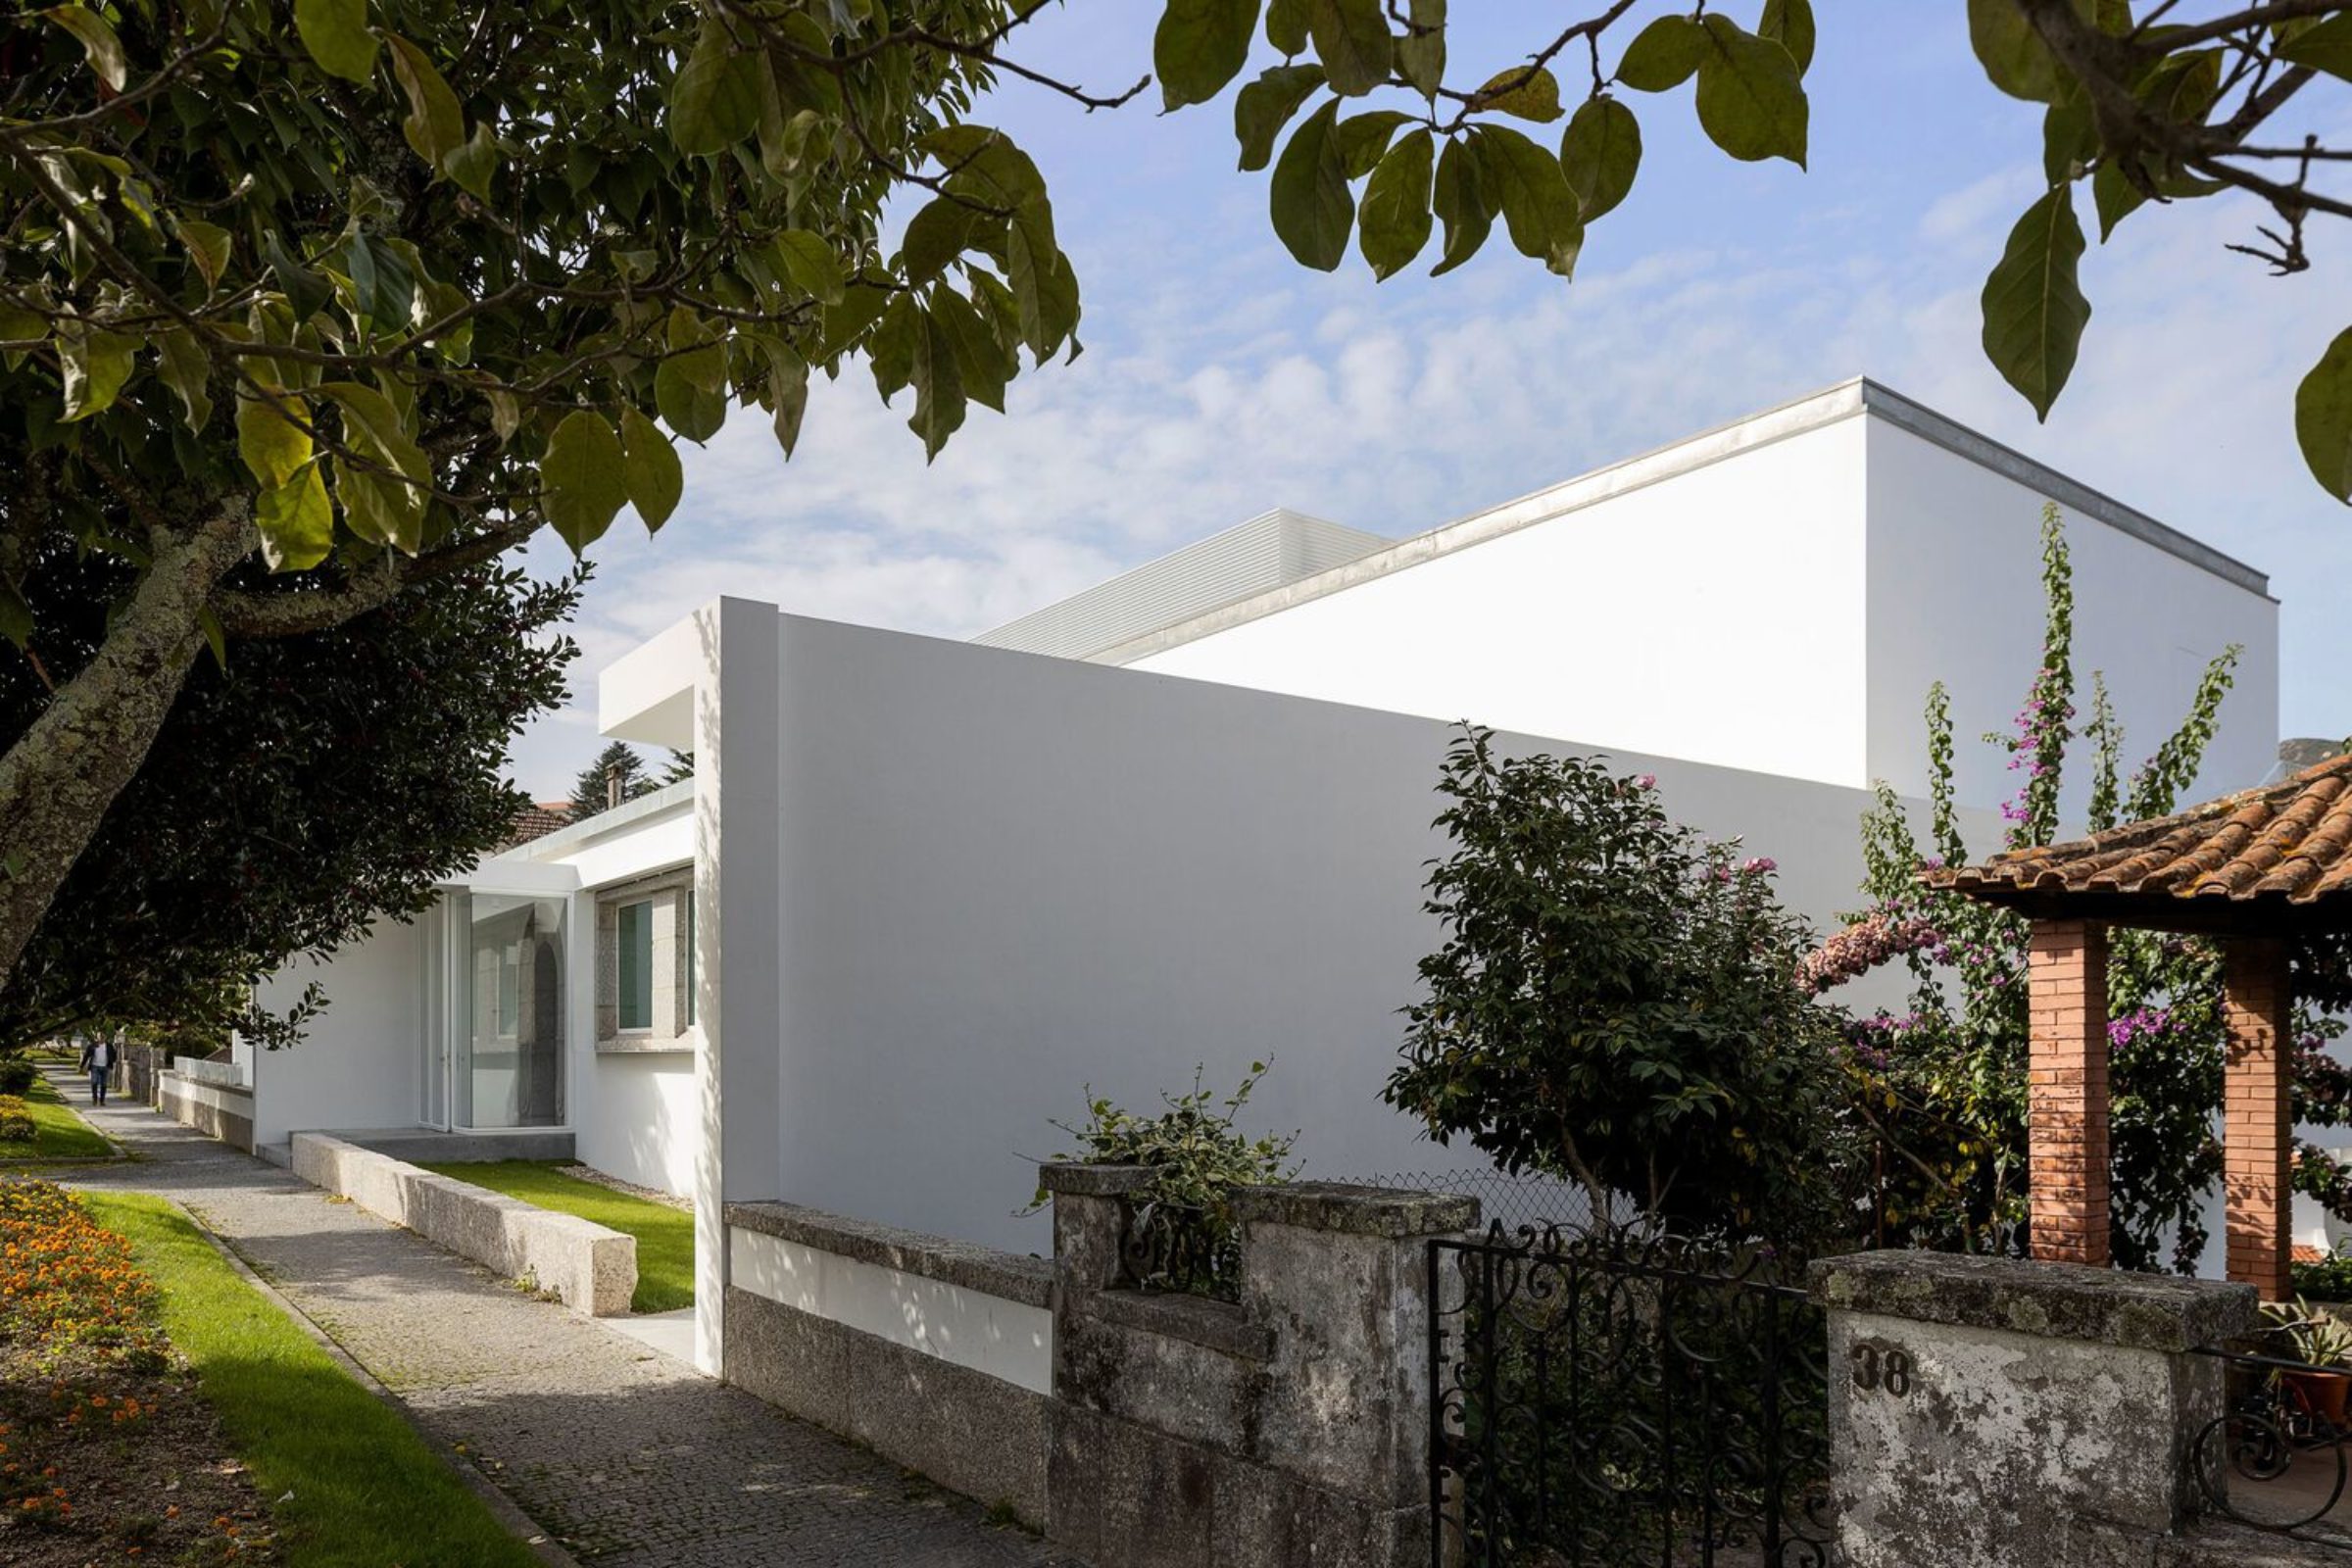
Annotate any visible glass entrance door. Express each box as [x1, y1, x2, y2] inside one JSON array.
[[451, 891, 566, 1129]]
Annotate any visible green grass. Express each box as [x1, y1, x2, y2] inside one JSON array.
[[0, 1074, 117, 1161], [84, 1191, 545, 1568], [417, 1160, 693, 1313]]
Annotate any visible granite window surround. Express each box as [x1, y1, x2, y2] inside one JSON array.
[[593, 866, 696, 1054]]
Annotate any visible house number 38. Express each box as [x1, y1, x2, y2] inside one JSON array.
[[1850, 1344, 1914, 1397]]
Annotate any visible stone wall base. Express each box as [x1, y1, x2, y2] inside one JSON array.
[[1047, 1403, 1428, 1568], [158, 1071, 255, 1153], [723, 1285, 1050, 1526]]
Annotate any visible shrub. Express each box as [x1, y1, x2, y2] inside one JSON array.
[[1031, 1063, 1298, 1298], [0, 1053, 37, 1096], [1386, 727, 1854, 1246], [2293, 1250, 2352, 1303], [0, 1094, 32, 1143]]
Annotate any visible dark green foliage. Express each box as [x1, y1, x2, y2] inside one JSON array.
[[1386, 726, 1854, 1245], [0, 1054, 34, 1096], [1031, 1063, 1298, 1298], [568, 741, 660, 820], [0, 555, 577, 1052]]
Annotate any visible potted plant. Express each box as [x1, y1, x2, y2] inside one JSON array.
[[2262, 1297, 2352, 1428]]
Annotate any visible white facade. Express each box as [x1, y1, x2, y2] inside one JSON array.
[[233, 380, 2284, 1373], [1058, 381, 2277, 818]]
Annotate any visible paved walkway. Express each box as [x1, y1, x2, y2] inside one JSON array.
[[58, 1090, 1084, 1568]]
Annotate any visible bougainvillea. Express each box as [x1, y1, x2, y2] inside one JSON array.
[[1819, 504, 2344, 1272]]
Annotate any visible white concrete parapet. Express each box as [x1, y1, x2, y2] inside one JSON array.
[[290, 1133, 635, 1316]]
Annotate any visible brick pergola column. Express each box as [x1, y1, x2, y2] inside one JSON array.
[[2223, 937, 2294, 1301], [2028, 918, 2110, 1266]]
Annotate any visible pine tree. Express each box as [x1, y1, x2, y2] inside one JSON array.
[[568, 742, 655, 820]]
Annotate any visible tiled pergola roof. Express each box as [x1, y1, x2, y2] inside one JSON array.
[[1926, 753, 2352, 933]]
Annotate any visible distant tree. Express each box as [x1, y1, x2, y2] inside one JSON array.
[[0, 562, 577, 1054], [568, 741, 659, 820], [1385, 726, 1855, 1245]]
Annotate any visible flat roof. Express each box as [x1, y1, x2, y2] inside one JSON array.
[[1083, 377, 2271, 666]]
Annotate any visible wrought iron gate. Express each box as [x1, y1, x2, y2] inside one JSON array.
[[1427, 1224, 1837, 1566]]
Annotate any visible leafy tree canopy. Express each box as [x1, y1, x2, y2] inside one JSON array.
[[0, 556, 577, 1054], [568, 740, 662, 820]]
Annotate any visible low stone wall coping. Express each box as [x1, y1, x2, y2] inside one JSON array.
[[1080, 1286, 1273, 1362], [1037, 1162, 1162, 1198], [1808, 1250, 2258, 1352], [723, 1200, 1054, 1310], [1231, 1181, 1480, 1239]]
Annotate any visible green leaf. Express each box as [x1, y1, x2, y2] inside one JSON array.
[[1396, 0, 1446, 99], [1235, 64, 1326, 172], [294, 0, 377, 83], [775, 230, 846, 306], [197, 606, 227, 671], [1979, 186, 2090, 422], [56, 323, 138, 422], [1471, 66, 1563, 123], [156, 330, 214, 433], [1559, 95, 1641, 220], [41, 6, 127, 91], [174, 220, 232, 289], [930, 285, 1009, 413], [619, 405, 684, 531], [540, 409, 630, 553], [1307, 0, 1392, 97], [257, 464, 333, 572], [342, 234, 416, 336], [655, 360, 728, 443], [2278, 13, 2352, 80], [1265, 0, 1307, 56], [1615, 15, 1705, 92], [1006, 225, 1080, 362], [0, 578, 34, 651], [385, 34, 464, 171], [1358, 126, 1434, 280], [1269, 100, 1353, 270], [1694, 16, 1807, 167], [317, 378, 430, 515], [237, 388, 315, 491], [899, 196, 980, 285], [263, 231, 334, 323], [333, 458, 405, 550], [769, 354, 810, 458], [1157, 0, 1261, 111], [2091, 159, 2146, 240], [1968, 0, 2064, 104], [486, 388, 520, 446], [1759, 0, 1815, 75], [1472, 126, 1581, 276], [2041, 86, 2095, 185], [1336, 110, 1410, 177], [1430, 132, 1493, 275], [445, 122, 499, 202], [2296, 326, 2352, 502], [818, 278, 892, 362], [668, 17, 762, 157], [907, 310, 966, 461]]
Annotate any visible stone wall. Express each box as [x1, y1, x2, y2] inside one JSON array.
[[720, 1165, 1471, 1565]]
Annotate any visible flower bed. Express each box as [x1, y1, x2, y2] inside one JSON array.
[[0, 1178, 273, 1562]]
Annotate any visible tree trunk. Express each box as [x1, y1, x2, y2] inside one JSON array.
[[0, 504, 253, 988]]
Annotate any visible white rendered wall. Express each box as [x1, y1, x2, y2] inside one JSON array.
[[1128, 416, 1872, 789], [248, 917, 425, 1147], [1862, 418, 2278, 817], [754, 612, 1996, 1254]]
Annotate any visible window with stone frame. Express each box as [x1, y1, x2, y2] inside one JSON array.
[[594, 867, 695, 1052]]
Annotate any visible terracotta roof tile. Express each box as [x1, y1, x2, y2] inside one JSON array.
[[1927, 753, 2352, 916], [503, 801, 573, 847]]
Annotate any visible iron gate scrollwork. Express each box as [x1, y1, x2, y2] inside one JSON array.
[[1428, 1223, 1837, 1566]]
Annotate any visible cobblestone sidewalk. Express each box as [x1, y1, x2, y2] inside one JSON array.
[[60, 1093, 1085, 1568]]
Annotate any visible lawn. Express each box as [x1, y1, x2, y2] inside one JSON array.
[[419, 1160, 693, 1313], [84, 1192, 547, 1568], [0, 1076, 116, 1162]]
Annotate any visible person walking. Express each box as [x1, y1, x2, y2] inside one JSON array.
[[79, 1035, 116, 1107]]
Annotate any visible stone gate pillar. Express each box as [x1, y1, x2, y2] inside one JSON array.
[[1811, 1251, 2253, 1568]]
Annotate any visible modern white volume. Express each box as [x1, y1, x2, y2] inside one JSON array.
[[211, 378, 2277, 1372]]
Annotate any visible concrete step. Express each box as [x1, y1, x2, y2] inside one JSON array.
[[258, 1142, 292, 1169]]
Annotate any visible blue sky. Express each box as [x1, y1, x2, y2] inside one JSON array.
[[511, 2, 2352, 796]]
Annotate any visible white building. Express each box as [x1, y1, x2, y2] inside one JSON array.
[[196, 378, 2278, 1372]]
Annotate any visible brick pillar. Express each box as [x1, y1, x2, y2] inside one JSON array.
[[2028, 918, 2110, 1266], [2224, 937, 2293, 1301]]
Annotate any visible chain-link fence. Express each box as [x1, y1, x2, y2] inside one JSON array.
[[1331, 1167, 1624, 1237]]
